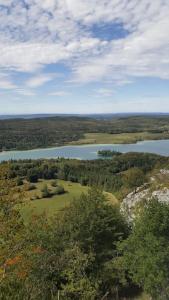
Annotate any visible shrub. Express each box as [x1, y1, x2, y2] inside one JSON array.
[[27, 170, 38, 183], [25, 183, 36, 191], [51, 180, 58, 187], [41, 184, 51, 198], [54, 185, 65, 195], [16, 177, 23, 186]]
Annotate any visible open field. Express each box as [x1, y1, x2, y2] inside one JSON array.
[[21, 179, 118, 221], [21, 180, 88, 220], [70, 132, 168, 145]]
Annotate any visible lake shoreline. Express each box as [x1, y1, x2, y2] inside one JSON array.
[[0, 135, 168, 154], [1, 139, 169, 162]]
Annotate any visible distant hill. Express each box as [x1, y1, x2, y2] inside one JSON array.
[[0, 114, 59, 120], [1, 112, 169, 120], [1, 114, 169, 151]]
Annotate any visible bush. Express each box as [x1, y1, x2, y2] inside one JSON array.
[[54, 185, 65, 195], [80, 177, 88, 186], [25, 183, 36, 191], [27, 169, 38, 183], [124, 167, 145, 192], [68, 175, 78, 182], [16, 177, 23, 186], [51, 180, 58, 187], [41, 184, 51, 198]]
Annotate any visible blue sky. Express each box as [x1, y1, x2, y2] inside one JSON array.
[[0, 0, 169, 114]]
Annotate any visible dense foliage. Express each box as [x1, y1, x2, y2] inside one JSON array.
[[120, 199, 169, 299], [25, 190, 130, 299], [8, 152, 167, 198], [1, 115, 169, 150], [97, 150, 121, 157], [0, 169, 130, 299], [1, 160, 169, 299]]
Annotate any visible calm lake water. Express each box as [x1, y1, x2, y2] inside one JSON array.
[[1, 139, 169, 162]]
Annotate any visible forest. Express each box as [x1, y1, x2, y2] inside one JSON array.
[[8, 152, 167, 199], [1, 115, 169, 150], [1, 152, 169, 299]]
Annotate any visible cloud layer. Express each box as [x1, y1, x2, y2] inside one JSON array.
[[0, 0, 169, 95]]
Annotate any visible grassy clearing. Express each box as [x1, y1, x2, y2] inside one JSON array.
[[21, 179, 118, 221], [70, 132, 165, 145], [21, 180, 88, 221]]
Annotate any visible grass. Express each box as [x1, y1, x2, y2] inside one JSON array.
[[104, 191, 119, 205], [70, 132, 166, 145], [21, 180, 88, 221], [21, 179, 118, 221]]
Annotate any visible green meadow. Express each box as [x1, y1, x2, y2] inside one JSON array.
[[21, 179, 118, 221], [70, 131, 165, 145]]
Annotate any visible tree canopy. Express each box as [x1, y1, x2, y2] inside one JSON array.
[[120, 199, 169, 299]]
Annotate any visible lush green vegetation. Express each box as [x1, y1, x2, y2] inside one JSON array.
[[1, 152, 169, 299], [98, 150, 121, 157], [21, 179, 89, 220], [1, 115, 169, 150], [119, 199, 169, 299], [8, 152, 167, 199], [72, 131, 167, 145], [21, 179, 117, 222], [1, 162, 169, 299], [0, 177, 129, 299]]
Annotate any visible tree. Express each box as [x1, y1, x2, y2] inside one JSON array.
[[27, 169, 38, 183], [125, 167, 145, 192], [57, 189, 129, 298], [0, 165, 31, 299], [16, 177, 23, 186], [41, 184, 51, 198], [15, 189, 129, 299], [0, 167, 130, 299], [51, 179, 57, 187], [120, 199, 169, 299], [27, 240, 97, 300], [54, 185, 65, 195]]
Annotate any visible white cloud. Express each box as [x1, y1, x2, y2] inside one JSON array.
[[16, 89, 36, 96], [0, 44, 72, 72], [0, 0, 168, 86], [26, 73, 55, 88], [0, 38, 106, 72], [0, 79, 16, 90], [95, 88, 115, 97], [49, 91, 70, 96], [0, 0, 12, 5], [0, 74, 16, 89]]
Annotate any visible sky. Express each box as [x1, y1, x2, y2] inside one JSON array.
[[0, 0, 169, 114]]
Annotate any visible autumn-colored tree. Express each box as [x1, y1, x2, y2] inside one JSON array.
[[0, 165, 43, 299]]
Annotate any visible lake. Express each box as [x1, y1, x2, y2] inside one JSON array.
[[1, 139, 169, 162]]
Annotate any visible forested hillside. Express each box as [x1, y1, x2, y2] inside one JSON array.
[[7, 152, 167, 199], [1, 154, 169, 299], [1, 115, 169, 151]]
